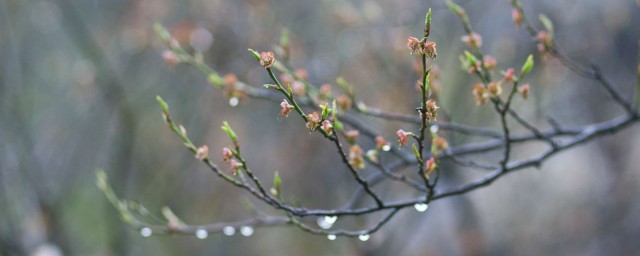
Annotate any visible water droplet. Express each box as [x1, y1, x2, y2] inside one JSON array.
[[223, 226, 236, 236], [430, 125, 439, 133], [382, 145, 391, 151], [195, 229, 208, 239], [140, 227, 152, 237], [317, 215, 337, 229], [240, 226, 254, 237], [324, 215, 338, 224], [414, 203, 429, 212], [358, 234, 370, 241], [229, 97, 239, 107], [327, 234, 337, 241]]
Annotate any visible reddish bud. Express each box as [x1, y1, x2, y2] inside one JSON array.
[[375, 136, 389, 150], [503, 68, 516, 82], [280, 100, 293, 118], [425, 157, 437, 178], [512, 9, 523, 28], [396, 129, 409, 146], [259, 51, 276, 68], [222, 147, 233, 162]]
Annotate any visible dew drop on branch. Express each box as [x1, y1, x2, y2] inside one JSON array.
[[327, 234, 337, 241], [195, 229, 208, 239], [229, 97, 239, 107], [317, 215, 337, 229], [240, 226, 254, 237], [430, 125, 439, 133], [358, 234, 370, 241], [382, 145, 391, 151], [223, 226, 236, 236], [140, 227, 152, 237], [414, 203, 429, 212]]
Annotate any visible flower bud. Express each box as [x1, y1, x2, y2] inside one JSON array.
[[280, 100, 294, 118], [305, 112, 321, 131], [407, 37, 422, 54], [423, 41, 437, 59], [432, 137, 448, 153], [259, 51, 276, 68], [229, 159, 242, 175], [348, 145, 365, 169], [290, 81, 307, 96], [512, 8, 523, 28], [519, 83, 530, 99], [294, 69, 309, 81], [336, 95, 352, 111], [503, 68, 516, 82], [162, 51, 178, 66], [425, 157, 437, 178], [195, 145, 209, 160], [483, 55, 497, 71], [366, 149, 379, 164], [345, 130, 359, 144], [487, 82, 502, 98], [321, 120, 333, 134], [425, 99, 439, 122], [472, 83, 488, 105], [375, 136, 389, 150], [320, 84, 332, 97], [396, 129, 409, 146], [222, 147, 234, 162], [462, 33, 482, 48]]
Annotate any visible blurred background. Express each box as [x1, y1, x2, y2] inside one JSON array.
[[1, 0, 640, 255]]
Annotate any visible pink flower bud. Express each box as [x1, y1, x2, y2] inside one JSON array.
[[396, 129, 409, 146], [472, 83, 488, 105], [305, 112, 321, 131], [375, 136, 388, 150], [336, 95, 352, 111], [294, 69, 308, 81], [229, 159, 242, 175], [222, 147, 233, 162], [259, 51, 276, 68], [423, 41, 437, 59], [195, 145, 209, 160], [519, 83, 530, 99], [407, 37, 422, 54], [461, 33, 482, 48], [483, 56, 497, 71], [162, 51, 178, 66], [512, 9, 523, 28], [503, 68, 516, 82], [425, 99, 439, 122], [348, 145, 365, 169], [345, 130, 359, 144], [280, 100, 293, 118], [321, 120, 333, 133], [425, 157, 437, 178]]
